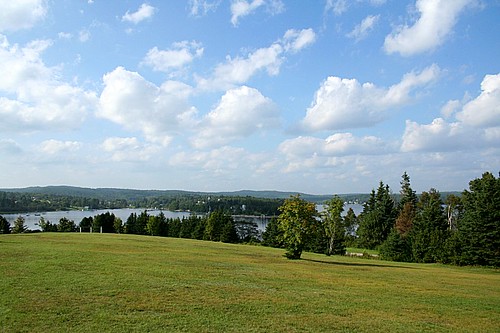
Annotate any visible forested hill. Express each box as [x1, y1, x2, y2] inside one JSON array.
[[0, 186, 368, 215], [0, 186, 342, 202]]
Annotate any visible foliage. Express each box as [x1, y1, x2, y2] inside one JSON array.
[[322, 196, 346, 256], [379, 228, 412, 262], [410, 189, 449, 263], [343, 207, 358, 247], [277, 195, 319, 259], [11, 216, 27, 233], [57, 217, 77, 232], [92, 212, 117, 233], [261, 217, 284, 248], [357, 182, 396, 249], [454, 172, 500, 267], [0, 215, 10, 234]]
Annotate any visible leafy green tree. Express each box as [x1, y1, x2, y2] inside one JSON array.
[[410, 189, 449, 263], [204, 210, 231, 241], [343, 208, 357, 247], [57, 217, 76, 232], [455, 172, 500, 267], [114, 217, 123, 234], [277, 195, 319, 259], [93, 212, 116, 233], [0, 215, 11, 234], [79, 216, 93, 232], [322, 196, 346, 256], [261, 217, 284, 248], [12, 216, 27, 233]]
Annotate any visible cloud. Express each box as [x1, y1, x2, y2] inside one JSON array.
[[197, 28, 315, 90], [384, 0, 477, 56], [456, 74, 500, 127], [192, 86, 280, 148], [347, 15, 379, 41], [142, 41, 204, 74], [101, 137, 159, 162], [122, 3, 157, 24], [280, 133, 389, 158], [40, 140, 81, 155], [0, 139, 22, 155], [99, 67, 197, 146], [0, 36, 97, 132], [230, 0, 284, 26], [189, 0, 221, 16], [282, 28, 316, 53], [402, 73, 500, 152], [325, 0, 386, 16], [170, 146, 247, 174], [0, 0, 47, 32], [300, 64, 440, 132]]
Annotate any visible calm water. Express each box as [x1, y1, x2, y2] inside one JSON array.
[[2, 208, 192, 231]]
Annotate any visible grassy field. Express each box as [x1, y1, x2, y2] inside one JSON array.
[[1, 233, 499, 332]]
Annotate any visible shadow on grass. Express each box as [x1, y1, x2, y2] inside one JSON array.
[[301, 258, 415, 269]]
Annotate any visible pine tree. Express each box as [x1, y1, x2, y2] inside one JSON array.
[[455, 172, 500, 267], [410, 189, 449, 263], [0, 215, 11, 234]]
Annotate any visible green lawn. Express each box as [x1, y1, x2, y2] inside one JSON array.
[[1, 233, 499, 332]]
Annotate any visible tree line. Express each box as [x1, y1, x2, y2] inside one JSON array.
[[262, 171, 499, 267], [0, 190, 283, 216], [0, 210, 260, 244]]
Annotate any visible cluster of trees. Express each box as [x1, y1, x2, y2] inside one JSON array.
[[0, 190, 283, 216], [263, 172, 499, 267], [0, 210, 261, 244]]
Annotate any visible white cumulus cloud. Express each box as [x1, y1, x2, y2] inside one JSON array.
[[0, 0, 47, 32], [192, 86, 280, 148], [0, 36, 97, 132], [384, 0, 477, 56], [122, 3, 157, 24], [301, 64, 440, 132], [142, 41, 204, 73], [197, 28, 315, 90], [101, 137, 159, 162], [40, 140, 81, 155], [99, 67, 197, 146], [402, 73, 500, 152]]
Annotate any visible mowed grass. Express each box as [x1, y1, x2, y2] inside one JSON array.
[[1, 234, 499, 332]]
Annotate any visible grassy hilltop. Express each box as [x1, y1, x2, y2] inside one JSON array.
[[1, 233, 499, 332]]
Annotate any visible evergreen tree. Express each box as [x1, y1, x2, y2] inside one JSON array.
[[220, 219, 239, 243], [357, 182, 396, 249], [124, 213, 137, 234], [395, 172, 417, 236], [204, 210, 231, 241], [455, 172, 500, 267], [135, 211, 149, 235], [261, 217, 284, 248], [79, 216, 93, 232], [12, 216, 27, 233], [0, 215, 11, 234], [410, 189, 449, 263], [167, 217, 182, 237], [380, 228, 412, 262]]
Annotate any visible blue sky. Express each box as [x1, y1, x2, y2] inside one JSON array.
[[0, 0, 499, 194]]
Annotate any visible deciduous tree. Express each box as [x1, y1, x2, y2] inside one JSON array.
[[277, 195, 318, 259]]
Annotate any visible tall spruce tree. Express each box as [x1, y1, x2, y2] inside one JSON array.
[[410, 189, 448, 263], [455, 172, 500, 267], [357, 182, 396, 249]]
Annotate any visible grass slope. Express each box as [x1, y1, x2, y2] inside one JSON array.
[[1, 234, 499, 332]]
